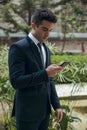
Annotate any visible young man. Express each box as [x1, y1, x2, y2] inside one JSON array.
[[8, 8, 64, 130]]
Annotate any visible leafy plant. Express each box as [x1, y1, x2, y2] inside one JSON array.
[[0, 45, 16, 130], [49, 105, 81, 130], [46, 41, 59, 55], [51, 54, 87, 83]]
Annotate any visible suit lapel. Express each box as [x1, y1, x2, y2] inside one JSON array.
[[26, 36, 43, 68]]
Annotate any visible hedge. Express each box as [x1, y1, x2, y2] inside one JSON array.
[[51, 54, 87, 83]]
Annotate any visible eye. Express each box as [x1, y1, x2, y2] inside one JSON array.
[[42, 27, 48, 31], [41, 27, 48, 32], [42, 28, 53, 32]]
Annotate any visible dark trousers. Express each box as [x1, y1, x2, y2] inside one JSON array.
[[16, 114, 50, 130]]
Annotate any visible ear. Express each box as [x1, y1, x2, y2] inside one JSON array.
[[31, 23, 36, 30]]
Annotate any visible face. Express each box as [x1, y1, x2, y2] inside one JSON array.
[[31, 20, 55, 42]]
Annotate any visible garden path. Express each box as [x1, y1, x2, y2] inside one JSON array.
[[56, 83, 87, 130]]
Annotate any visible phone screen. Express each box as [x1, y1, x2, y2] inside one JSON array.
[[59, 61, 70, 67]]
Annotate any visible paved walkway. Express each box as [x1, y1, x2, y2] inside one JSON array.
[[56, 83, 87, 130], [0, 122, 4, 130], [56, 83, 87, 99]]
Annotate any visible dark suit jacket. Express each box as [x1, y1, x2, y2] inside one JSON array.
[[8, 36, 61, 122]]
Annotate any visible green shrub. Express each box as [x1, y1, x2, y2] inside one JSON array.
[[51, 54, 87, 83], [48, 105, 81, 130], [0, 45, 16, 130]]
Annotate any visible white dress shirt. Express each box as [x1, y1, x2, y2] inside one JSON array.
[[28, 33, 46, 67]]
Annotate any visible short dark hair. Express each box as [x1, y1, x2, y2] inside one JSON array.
[[31, 8, 57, 25]]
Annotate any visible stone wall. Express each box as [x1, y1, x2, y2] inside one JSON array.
[[48, 38, 87, 54], [0, 36, 87, 54]]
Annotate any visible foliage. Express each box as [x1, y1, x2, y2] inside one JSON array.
[[49, 105, 81, 130], [0, 45, 15, 102], [56, 1, 87, 52], [0, 45, 15, 130], [51, 54, 87, 83], [60, 1, 87, 33], [46, 41, 59, 55], [0, 0, 87, 34], [1, 0, 31, 33], [0, 0, 51, 33]]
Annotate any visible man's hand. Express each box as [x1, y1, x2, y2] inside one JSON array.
[[54, 108, 63, 123], [46, 64, 64, 77]]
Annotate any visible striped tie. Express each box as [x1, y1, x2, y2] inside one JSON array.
[[38, 43, 44, 67]]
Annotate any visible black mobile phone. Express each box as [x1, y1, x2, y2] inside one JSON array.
[[59, 61, 70, 67]]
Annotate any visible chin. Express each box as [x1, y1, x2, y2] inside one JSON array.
[[43, 39, 47, 42]]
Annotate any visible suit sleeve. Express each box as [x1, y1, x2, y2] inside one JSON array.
[[50, 77, 61, 110], [8, 44, 49, 89], [46, 47, 61, 109]]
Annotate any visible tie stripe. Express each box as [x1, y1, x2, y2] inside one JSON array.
[[37, 43, 44, 67]]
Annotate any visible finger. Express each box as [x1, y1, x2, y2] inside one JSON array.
[[55, 112, 63, 123], [58, 113, 63, 122]]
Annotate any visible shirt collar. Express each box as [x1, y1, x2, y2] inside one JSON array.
[[28, 32, 39, 46]]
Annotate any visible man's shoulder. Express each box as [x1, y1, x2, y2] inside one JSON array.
[[14, 36, 29, 47], [9, 36, 32, 54], [10, 36, 32, 50]]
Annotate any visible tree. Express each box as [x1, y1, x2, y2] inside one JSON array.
[[0, 0, 87, 35], [53, 0, 87, 52], [0, 0, 51, 34], [0, 0, 76, 34]]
